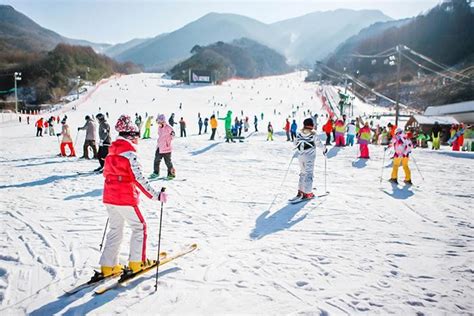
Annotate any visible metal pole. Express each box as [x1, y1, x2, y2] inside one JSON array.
[[155, 188, 166, 291], [380, 149, 386, 184], [395, 45, 401, 127], [411, 154, 425, 181], [99, 218, 109, 251], [324, 154, 328, 193], [14, 73, 18, 113]]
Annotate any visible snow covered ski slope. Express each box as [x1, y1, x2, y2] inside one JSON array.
[[0, 72, 472, 315]]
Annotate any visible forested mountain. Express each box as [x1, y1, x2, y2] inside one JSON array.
[[168, 38, 291, 83], [312, 0, 474, 108], [0, 44, 138, 105]]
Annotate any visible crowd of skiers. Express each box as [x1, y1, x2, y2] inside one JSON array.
[[29, 105, 469, 279]]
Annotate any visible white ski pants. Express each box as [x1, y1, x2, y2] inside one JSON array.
[[99, 204, 147, 267], [298, 149, 316, 193]]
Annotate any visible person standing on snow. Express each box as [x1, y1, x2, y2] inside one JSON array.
[[198, 117, 203, 135], [334, 118, 346, 146], [284, 118, 291, 141], [244, 117, 249, 132], [168, 113, 176, 127], [322, 118, 333, 145], [358, 121, 371, 159], [48, 116, 55, 136], [142, 116, 153, 139], [203, 117, 209, 134], [35, 117, 44, 137], [254, 115, 258, 132], [431, 121, 441, 150], [150, 114, 176, 180], [388, 128, 413, 185], [291, 118, 327, 201], [57, 118, 76, 157], [78, 115, 98, 159], [290, 119, 297, 142], [219, 110, 235, 143], [95, 113, 111, 173], [97, 114, 167, 277], [267, 122, 274, 141], [209, 115, 218, 140], [179, 117, 186, 137], [346, 120, 356, 146]]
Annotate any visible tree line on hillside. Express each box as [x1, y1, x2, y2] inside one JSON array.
[[0, 44, 140, 105], [168, 38, 291, 83], [308, 0, 474, 108]]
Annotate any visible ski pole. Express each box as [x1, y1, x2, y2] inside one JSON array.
[[155, 187, 166, 291], [411, 154, 425, 181], [380, 148, 386, 184], [267, 152, 296, 213], [74, 129, 81, 148], [99, 218, 109, 251], [324, 154, 328, 193]]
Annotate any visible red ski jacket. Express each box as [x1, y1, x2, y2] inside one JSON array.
[[103, 137, 160, 206]]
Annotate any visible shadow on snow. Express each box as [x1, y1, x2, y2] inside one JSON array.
[[189, 142, 220, 156], [64, 189, 103, 200], [381, 183, 415, 200], [0, 173, 93, 189], [352, 158, 367, 169], [250, 200, 310, 240], [28, 267, 180, 316], [326, 146, 342, 159]]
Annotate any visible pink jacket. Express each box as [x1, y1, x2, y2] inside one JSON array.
[[157, 123, 174, 153], [390, 133, 413, 158]]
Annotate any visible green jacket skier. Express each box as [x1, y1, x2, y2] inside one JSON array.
[[219, 110, 235, 143]]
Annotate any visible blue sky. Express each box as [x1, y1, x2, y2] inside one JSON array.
[[1, 0, 440, 44]]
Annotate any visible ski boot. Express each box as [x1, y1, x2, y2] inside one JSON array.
[[289, 190, 303, 202], [99, 264, 123, 278], [302, 192, 315, 199], [167, 168, 176, 180], [404, 179, 413, 185], [149, 172, 159, 180], [94, 166, 103, 173], [124, 259, 155, 275], [389, 178, 398, 184]]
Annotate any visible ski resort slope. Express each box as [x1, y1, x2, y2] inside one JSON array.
[[0, 72, 473, 315]]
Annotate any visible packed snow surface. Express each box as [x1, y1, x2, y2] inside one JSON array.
[[0, 72, 472, 315]]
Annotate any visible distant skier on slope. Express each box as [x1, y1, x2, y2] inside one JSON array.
[[95, 113, 111, 173], [284, 118, 290, 141], [150, 114, 176, 180], [431, 121, 441, 150], [35, 117, 44, 137], [78, 115, 98, 159], [219, 110, 235, 143], [346, 120, 356, 146], [334, 118, 346, 147], [267, 122, 274, 141], [290, 119, 297, 142], [97, 114, 167, 278], [290, 118, 327, 202], [387, 128, 413, 185], [142, 116, 153, 139], [209, 115, 218, 140], [57, 117, 76, 157], [358, 121, 371, 159]]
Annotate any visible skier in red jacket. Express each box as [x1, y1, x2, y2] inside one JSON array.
[[98, 114, 167, 277]]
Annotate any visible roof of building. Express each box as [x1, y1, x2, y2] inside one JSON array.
[[424, 100, 474, 116], [407, 115, 459, 126]]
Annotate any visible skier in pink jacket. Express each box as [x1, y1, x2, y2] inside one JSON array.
[[149, 114, 176, 180]]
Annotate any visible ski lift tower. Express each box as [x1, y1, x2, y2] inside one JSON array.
[[14, 72, 21, 113]]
